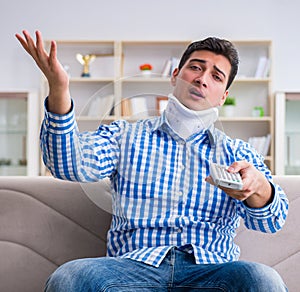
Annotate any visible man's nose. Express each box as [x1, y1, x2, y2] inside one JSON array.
[[194, 73, 208, 88]]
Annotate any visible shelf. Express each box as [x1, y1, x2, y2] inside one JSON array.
[[0, 165, 27, 176], [286, 130, 300, 135], [70, 77, 115, 82], [0, 129, 27, 134], [121, 76, 171, 82], [77, 115, 117, 122], [235, 77, 271, 82], [120, 115, 158, 121], [219, 116, 272, 122], [0, 164, 27, 168]]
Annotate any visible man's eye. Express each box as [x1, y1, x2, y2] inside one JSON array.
[[190, 65, 201, 71], [214, 75, 222, 81]]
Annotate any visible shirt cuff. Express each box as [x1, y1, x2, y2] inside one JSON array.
[[242, 182, 280, 219], [43, 97, 76, 135]]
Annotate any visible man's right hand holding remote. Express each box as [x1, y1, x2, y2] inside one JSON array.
[[206, 160, 273, 208]]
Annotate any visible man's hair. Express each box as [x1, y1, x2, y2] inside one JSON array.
[[178, 37, 239, 90]]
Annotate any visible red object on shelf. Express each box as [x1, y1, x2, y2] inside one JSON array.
[[139, 63, 153, 70]]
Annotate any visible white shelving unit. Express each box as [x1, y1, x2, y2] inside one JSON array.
[[0, 91, 39, 176], [40, 39, 274, 172]]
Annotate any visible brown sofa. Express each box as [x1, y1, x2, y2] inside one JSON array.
[[0, 176, 299, 291]]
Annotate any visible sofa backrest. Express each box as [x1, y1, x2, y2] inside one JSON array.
[[0, 176, 112, 292], [0, 175, 299, 292]]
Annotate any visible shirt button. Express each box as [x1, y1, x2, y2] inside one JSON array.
[[177, 228, 182, 233]]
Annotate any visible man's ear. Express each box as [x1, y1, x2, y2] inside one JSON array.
[[219, 90, 229, 106], [171, 68, 179, 86]]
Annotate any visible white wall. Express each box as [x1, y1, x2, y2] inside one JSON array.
[[1, 0, 300, 92]]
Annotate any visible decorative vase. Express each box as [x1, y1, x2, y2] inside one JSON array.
[[221, 105, 235, 117], [141, 70, 152, 77]]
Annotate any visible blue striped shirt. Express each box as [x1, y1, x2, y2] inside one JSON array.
[[41, 100, 288, 267]]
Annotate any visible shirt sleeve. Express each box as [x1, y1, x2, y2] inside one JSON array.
[[234, 139, 289, 233], [40, 98, 125, 182]]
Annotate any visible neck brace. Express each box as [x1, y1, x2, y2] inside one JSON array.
[[165, 94, 219, 139]]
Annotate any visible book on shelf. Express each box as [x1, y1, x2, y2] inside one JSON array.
[[161, 59, 172, 77], [248, 134, 271, 156], [161, 57, 180, 77], [87, 94, 114, 117], [131, 97, 148, 118], [121, 95, 165, 118], [125, 96, 149, 118], [254, 56, 270, 78], [121, 98, 132, 116]]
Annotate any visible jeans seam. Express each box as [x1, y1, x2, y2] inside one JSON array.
[[174, 285, 227, 291], [100, 283, 169, 292], [168, 247, 176, 291]]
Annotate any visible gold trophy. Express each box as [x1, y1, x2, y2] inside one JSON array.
[[76, 53, 96, 77]]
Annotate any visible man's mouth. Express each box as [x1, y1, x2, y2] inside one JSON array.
[[189, 88, 205, 99]]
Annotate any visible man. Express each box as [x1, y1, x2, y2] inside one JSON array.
[[16, 30, 288, 291]]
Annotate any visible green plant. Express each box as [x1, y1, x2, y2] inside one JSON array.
[[224, 96, 236, 106]]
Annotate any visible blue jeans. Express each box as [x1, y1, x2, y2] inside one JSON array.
[[45, 248, 287, 291]]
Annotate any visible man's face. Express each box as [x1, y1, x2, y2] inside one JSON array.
[[171, 50, 231, 111]]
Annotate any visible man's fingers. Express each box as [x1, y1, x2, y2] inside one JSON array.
[[48, 40, 58, 66], [205, 176, 214, 185], [35, 31, 48, 59], [15, 33, 31, 55], [19, 30, 40, 61], [228, 160, 249, 173]]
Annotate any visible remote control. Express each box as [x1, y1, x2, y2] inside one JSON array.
[[209, 163, 243, 190]]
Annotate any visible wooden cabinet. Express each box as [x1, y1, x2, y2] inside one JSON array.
[[41, 39, 274, 171]]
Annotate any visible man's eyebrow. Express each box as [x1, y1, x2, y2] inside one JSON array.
[[189, 58, 226, 79]]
